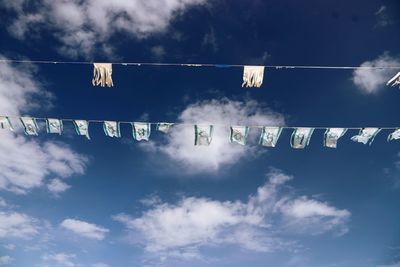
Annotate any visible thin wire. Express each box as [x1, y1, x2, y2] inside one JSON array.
[[0, 59, 400, 70], [5, 115, 398, 130]]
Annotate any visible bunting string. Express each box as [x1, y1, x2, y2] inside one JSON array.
[[1, 115, 400, 148]]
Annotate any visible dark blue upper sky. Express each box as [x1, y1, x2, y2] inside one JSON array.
[[0, 1, 399, 267]]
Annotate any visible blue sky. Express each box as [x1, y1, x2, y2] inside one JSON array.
[[0, 0, 400, 267]]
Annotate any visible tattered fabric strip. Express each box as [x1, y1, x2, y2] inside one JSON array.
[[242, 66, 264, 88], [259, 127, 282, 147], [92, 63, 113, 87], [103, 121, 120, 138], [0, 116, 13, 131], [46, 118, 63, 134], [73, 120, 90, 139], [388, 128, 400, 141], [20, 117, 39, 136], [351, 128, 381, 145], [194, 125, 213, 146], [290, 128, 314, 149], [132, 122, 151, 141], [324, 128, 347, 148], [230, 126, 249, 145], [156, 123, 173, 133], [387, 72, 400, 88]]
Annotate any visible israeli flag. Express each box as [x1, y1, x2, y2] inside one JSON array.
[[20, 117, 39, 136], [156, 123, 173, 133], [230, 126, 249, 145], [194, 125, 213, 146], [0, 116, 13, 131], [73, 120, 90, 139], [103, 121, 121, 138], [351, 128, 381, 145], [388, 129, 400, 141], [132, 122, 151, 141], [324, 128, 347, 148], [259, 127, 282, 147], [290, 128, 314, 149], [46, 118, 63, 134]]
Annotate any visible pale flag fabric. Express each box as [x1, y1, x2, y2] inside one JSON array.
[[324, 128, 347, 148], [387, 72, 400, 88], [0, 116, 13, 131], [242, 66, 265, 88], [290, 128, 314, 149], [20, 117, 39, 136], [156, 123, 173, 133], [103, 121, 121, 138], [259, 127, 282, 147], [194, 125, 213, 146], [230, 126, 249, 145], [92, 63, 113, 87], [73, 120, 90, 139], [351, 128, 381, 145], [132, 122, 151, 141], [388, 129, 400, 141], [46, 118, 63, 134]]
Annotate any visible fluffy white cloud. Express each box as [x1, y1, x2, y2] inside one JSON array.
[[114, 169, 350, 261], [0, 211, 39, 239], [42, 253, 76, 267], [352, 53, 400, 94], [142, 98, 285, 174], [60, 219, 109, 240], [0, 58, 87, 194], [378, 262, 400, 267], [47, 178, 71, 194], [1, 0, 207, 58], [0, 256, 13, 266], [92, 263, 110, 267]]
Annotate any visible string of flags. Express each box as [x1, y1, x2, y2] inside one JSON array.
[[0, 59, 399, 89], [2, 116, 400, 149]]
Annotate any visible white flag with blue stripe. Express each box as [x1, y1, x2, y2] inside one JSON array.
[[259, 127, 282, 147], [103, 121, 121, 138], [20, 117, 39, 136], [324, 128, 347, 148], [351, 128, 380, 145], [133, 122, 151, 141], [230, 126, 249, 145], [290, 128, 314, 149], [194, 125, 213, 146], [46, 118, 63, 134]]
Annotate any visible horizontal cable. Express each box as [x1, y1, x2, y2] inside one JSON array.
[[2, 115, 398, 130], [0, 59, 400, 70]]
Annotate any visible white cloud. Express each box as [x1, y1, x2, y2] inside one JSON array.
[[352, 53, 400, 94], [378, 262, 400, 267], [0, 198, 6, 208], [374, 5, 395, 28], [1, 0, 207, 58], [92, 263, 110, 267], [0, 256, 13, 266], [114, 169, 350, 261], [142, 98, 285, 174], [0, 211, 39, 239], [3, 243, 15, 250], [0, 58, 87, 194], [60, 219, 109, 240], [42, 253, 76, 267], [47, 178, 71, 194]]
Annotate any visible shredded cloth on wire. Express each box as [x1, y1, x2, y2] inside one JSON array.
[[324, 128, 347, 148], [351, 128, 381, 145], [242, 66, 265, 88], [92, 63, 113, 87]]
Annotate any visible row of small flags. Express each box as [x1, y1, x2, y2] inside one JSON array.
[[1, 116, 400, 148], [91, 63, 400, 89]]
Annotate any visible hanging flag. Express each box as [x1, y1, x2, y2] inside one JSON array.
[[242, 66, 265, 88], [73, 120, 90, 139], [230, 126, 249, 145], [259, 127, 282, 147], [388, 129, 400, 141], [92, 63, 113, 87], [20, 117, 39, 136], [351, 128, 381, 145], [387, 72, 400, 88], [0, 116, 13, 131], [290, 128, 314, 149], [194, 125, 213, 146], [103, 121, 120, 138], [132, 122, 151, 141], [324, 128, 347, 148], [156, 123, 173, 133], [46, 118, 63, 134]]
